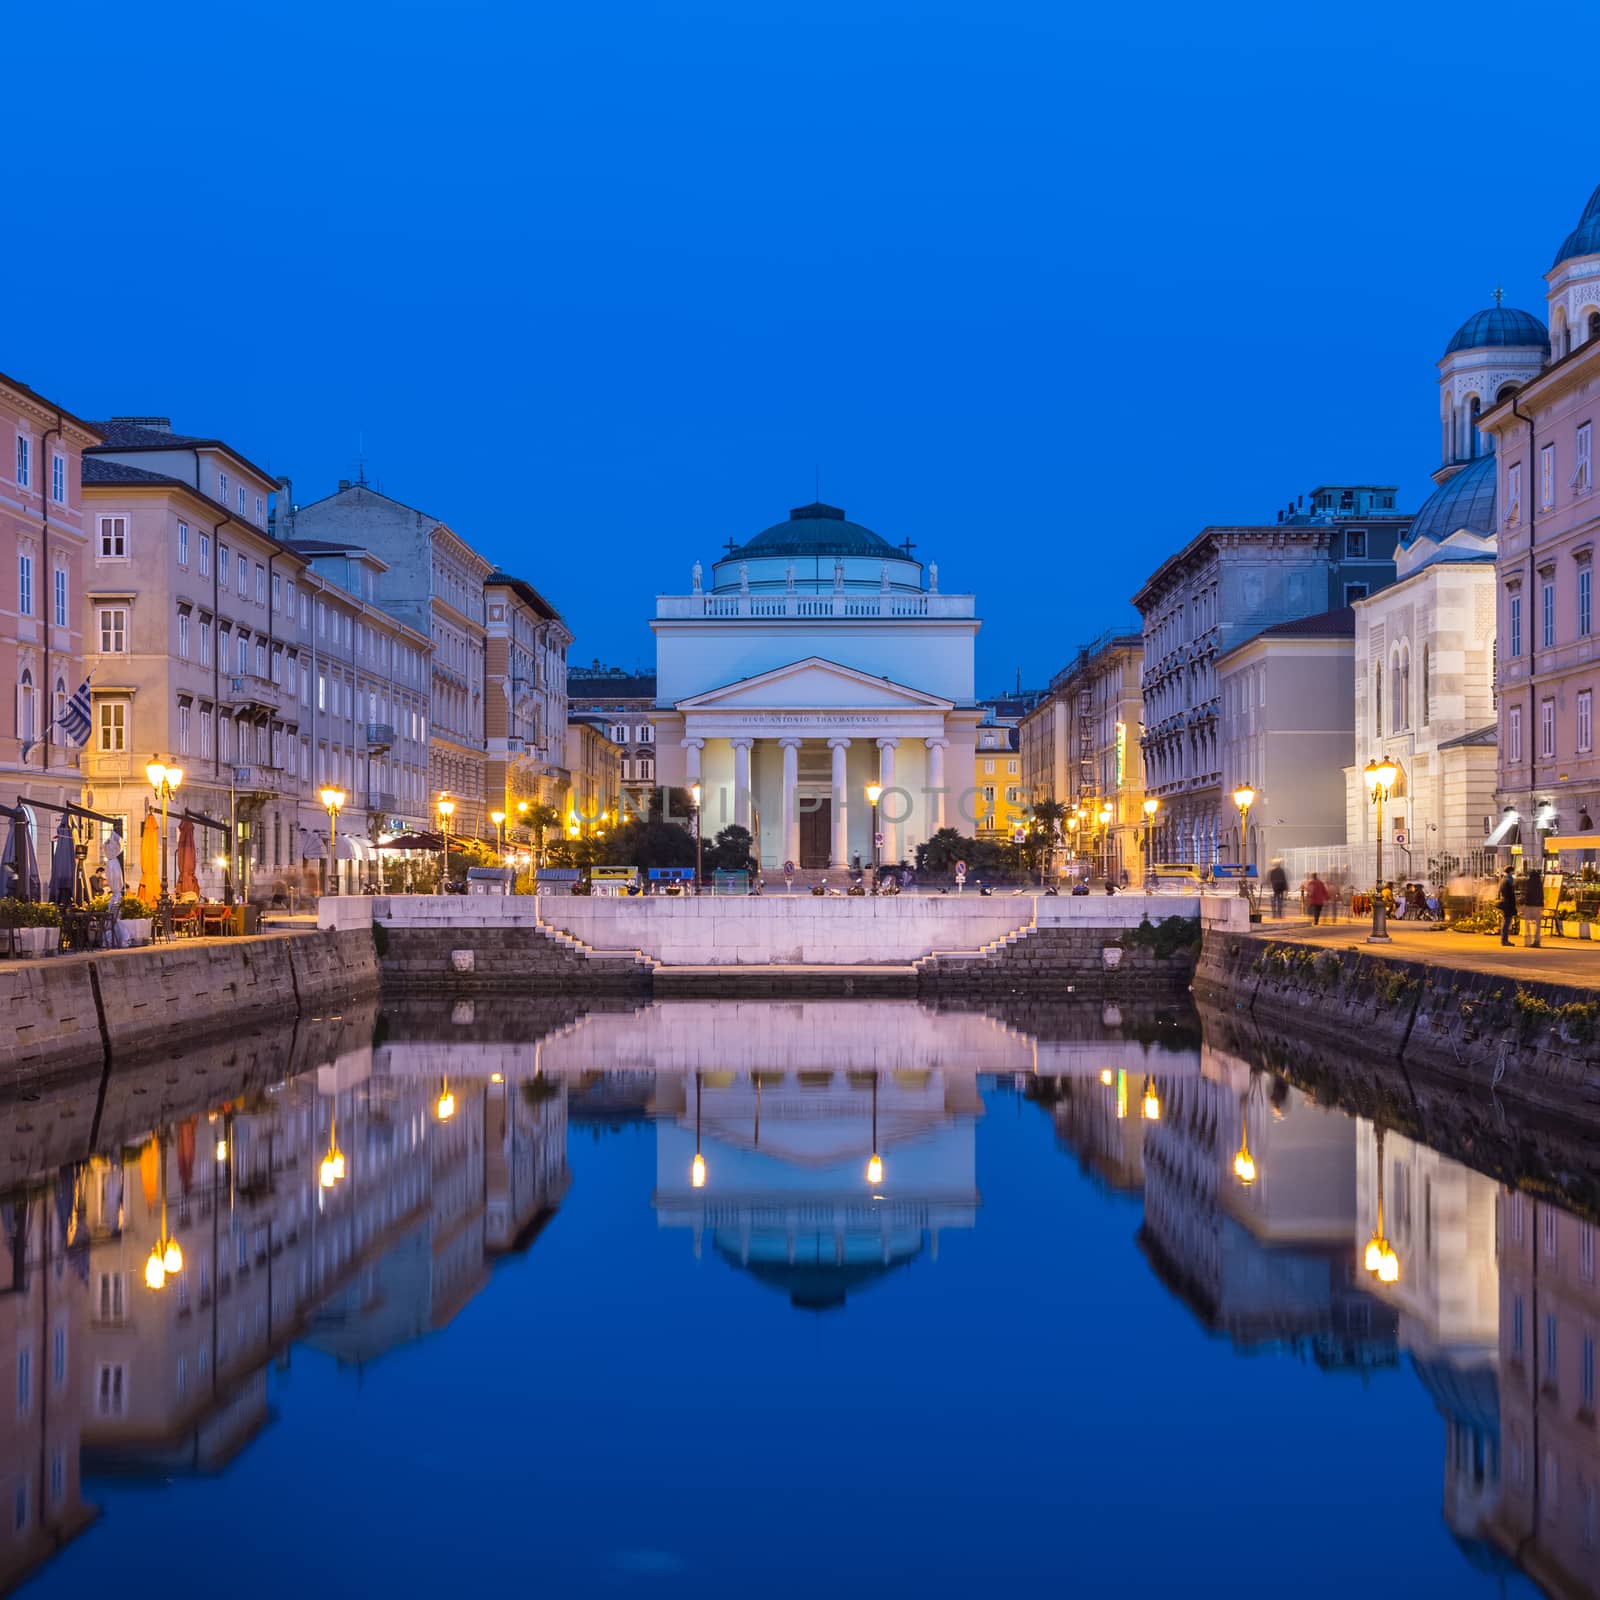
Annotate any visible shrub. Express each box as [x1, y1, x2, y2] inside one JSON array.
[[119, 895, 153, 920], [1124, 915, 1202, 961], [0, 898, 60, 928]]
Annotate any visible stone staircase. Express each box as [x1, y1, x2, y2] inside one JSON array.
[[912, 921, 1039, 973]]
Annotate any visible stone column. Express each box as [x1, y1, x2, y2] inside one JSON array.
[[828, 738, 851, 867], [731, 738, 753, 834], [682, 737, 704, 788], [925, 737, 949, 833], [779, 737, 802, 867], [876, 737, 899, 866]]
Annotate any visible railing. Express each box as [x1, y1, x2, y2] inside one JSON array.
[[367, 790, 398, 813], [365, 722, 396, 749], [229, 673, 287, 714], [656, 592, 976, 620]]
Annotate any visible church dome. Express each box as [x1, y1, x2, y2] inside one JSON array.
[[1404, 453, 1496, 548], [733, 502, 904, 561], [1442, 304, 1548, 357], [1552, 180, 1600, 268]]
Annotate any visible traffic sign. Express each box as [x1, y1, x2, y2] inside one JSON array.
[[1393, 828, 1408, 846], [783, 859, 795, 875], [874, 832, 884, 846]]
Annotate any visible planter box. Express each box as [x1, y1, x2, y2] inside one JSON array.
[[5, 925, 61, 958], [121, 918, 153, 947]]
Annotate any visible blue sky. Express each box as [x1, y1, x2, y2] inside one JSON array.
[[10, 1, 1597, 690]]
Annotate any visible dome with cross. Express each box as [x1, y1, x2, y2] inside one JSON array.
[[710, 501, 927, 593]]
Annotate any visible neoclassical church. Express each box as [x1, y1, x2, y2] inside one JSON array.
[[1343, 297, 1547, 866], [652, 502, 982, 869]]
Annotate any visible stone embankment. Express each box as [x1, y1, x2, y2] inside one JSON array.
[[1196, 929, 1600, 1127], [0, 926, 378, 1090]]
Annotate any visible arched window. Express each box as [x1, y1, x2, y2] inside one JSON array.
[[1399, 647, 1411, 731], [18, 669, 35, 743], [1375, 662, 1384, 737], [1496, 382, 1520, 404], [1469, 396, 1482, 459], [1553, 308, 1570, 359], [1421, 647, 1430, 727], [1590, 311, 1600, 344]]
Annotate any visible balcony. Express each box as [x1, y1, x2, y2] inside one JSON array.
[[230, 673, 287, 717], [367, 790, 398, 814], [655, 592, 975, 620], [365, 722, 396, 750]]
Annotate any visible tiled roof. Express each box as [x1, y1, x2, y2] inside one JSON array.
[[486, 570, 563, 622], [86, 418, 215, 449], [288, 538, 366, 554], [569, 674, 656, 699], [1437, 724, 1498, 751], [81, 457, 184, 488], [1255, 607, 1356, 640]]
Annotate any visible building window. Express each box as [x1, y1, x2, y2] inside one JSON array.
[[238, 486, 247, 514], [178, 701, 191, 755], [218, 471, 228, 503], [219, 545, 230, 585], [1513, 1293, 1525, 1356], [1345, 583, 1368, 604], [18, 551, 32, 616], [255, 563, 265, 604], [1345, 529, 1367, 559], [178, 521, 189, 566], [1582, 567, 1594, 637], [1542, 443, 1556, 509], [51, 453, 65, 502], [1508, 461, 1523, 522], [15, 434, 30, 488], [1508, 705, 1523, 764], [1546, 1312, 1560, 1379], [1509, 593, 1522, 657], [236, 634, 248, 674], [1420, 646, 1430, 726], [16, 1346, 31, 1417], [271, 573, 281, 609], [238, 557, 248, 598], [178, 613, 190, 659], [1583, 1334, 1596, 1412], [1578, 423, 1594, 494], [1541, 698, 1556, 759], [199, 620, 212, 665], [1543, 580, 1556, 648], [51, 1326, 64, 1389], [98, 702, 126, 752], [98, 514, 127, 559], [201, 709, 213, 758], [199, 533, 210, 576], [1580, 690, 1593, 754], [94, 1363, 126, 1417], [255, 494, 264, 524], [1582, 1221, 1596, 1282], [51, 565, 66, 628], [97, 607, 127, 654]]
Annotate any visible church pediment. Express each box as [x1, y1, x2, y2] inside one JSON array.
[[674, 656, 955, 713]]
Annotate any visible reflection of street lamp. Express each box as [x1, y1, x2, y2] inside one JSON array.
[[320, 787, 346, 895], [1141, 1077, 1161, 1122], [436, 795, 455, 893], [691, 782, 703, 888], [1142, 796, 1160, 884], [436, 1079, 456, 1122], [1364, 1126, 1400, 1282], [319, 1111, 346, 1190], [866, 1071, 884, 1189], [1363, 758, 1398, 944], [690, 1069, 706, 1187], [142, 1133, 183, 1290], [866, 782, 883, 876], [1233, 1097, 1257, 1186], [1231, 783, 1256, 872], [145, 758, 183, 932]]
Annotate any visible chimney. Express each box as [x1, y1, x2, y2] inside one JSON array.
[[338, 478, 352, 492], [110, 416, 171, 432]]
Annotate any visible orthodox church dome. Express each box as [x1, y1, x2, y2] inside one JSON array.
[[733, 502, 903, 561], [1552, 181, 1600, 268], [1442, 304, 1548, 357], [1404, 453, 1497, 549]]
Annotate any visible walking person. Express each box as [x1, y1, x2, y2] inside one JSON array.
[[1267, 859, 1289, 919], [1522, 861, 1546, 948], [1498, 865, 1519, 946], [1305, 871, 1329, 927]]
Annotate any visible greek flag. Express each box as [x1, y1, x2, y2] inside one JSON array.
[[59, 679, 92, 747]]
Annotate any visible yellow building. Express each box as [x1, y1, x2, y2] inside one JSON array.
[[973, 720, 1026, 842]]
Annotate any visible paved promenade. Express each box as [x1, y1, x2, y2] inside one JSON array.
[[1246, 911, 1600, 987]]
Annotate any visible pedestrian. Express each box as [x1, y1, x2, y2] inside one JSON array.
[[1305, 871, 1329, 927], [1521, 861, 1546, 948], [1267, 859, 1289, 919], [1498, 866, 1518, 946]]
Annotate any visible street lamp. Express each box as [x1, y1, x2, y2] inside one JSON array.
[[435, 795, 455, 894], [1231, 783, 1256, 873], [1233, 1097, 1257, 1186], [690, 782, 704, 889], [142, 1133, 183, 1291], [866, 1071, 884, 1189], [1362, 758, 1398, 944], [436, 1078, 456, 1122], [320, 787, 346, 895], [1097, 801, 1113, 882], [691, 1069, 706, 1187], [1364, 1127, 1400, 1283], [319, 1111, 346, 1190], [1141, 1076, 1161, 1122], [866, 781, 883, 877], [145, 758, 183, 935], [1142, 796, 1160, 886]]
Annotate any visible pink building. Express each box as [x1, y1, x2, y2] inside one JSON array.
[[1482, 181, 1600, 838], [1, 373, 100, 825]]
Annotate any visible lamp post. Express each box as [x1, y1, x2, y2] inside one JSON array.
[[145, 757, 183, 936], [691, 782, 703, 890], [1231, 783, 1256, 874], [1097, 801, 1113, 883], [320, 787, 345, 896], [142, 1131, 184, 1291], [1363, 1126, 1400, 1283], [1142, 796, 1160, 886], [490, 810, 507, 890], [435, 795, 455, 894], [866, 781, 883, 878], [1363, 758, 1398, 944]]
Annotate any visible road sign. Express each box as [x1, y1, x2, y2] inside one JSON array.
[[783, 859, 795, 876], [874, 832, 884, 846], [1393, 828, 1408, 846], [955, 860, 967, 881]]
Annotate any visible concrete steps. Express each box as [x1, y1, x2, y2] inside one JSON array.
[[914, 921, 1039, 972]]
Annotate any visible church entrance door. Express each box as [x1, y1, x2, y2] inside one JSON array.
[[799, 799, 831, 869]]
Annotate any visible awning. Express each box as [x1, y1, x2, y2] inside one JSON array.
[[1541, 834, 1600, 852]]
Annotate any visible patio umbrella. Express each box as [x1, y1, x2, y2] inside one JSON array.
[[139, 1137, 159, 1214], [138, 814, 160, 900], [5, 806, 41, 901], [176, 817, 199, 897], [378, 831, 444, 850], [47, 817, 75, 907], [176, 1118, 196, 1194]]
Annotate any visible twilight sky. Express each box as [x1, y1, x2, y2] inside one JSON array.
[[10, 0, 1597, 692]]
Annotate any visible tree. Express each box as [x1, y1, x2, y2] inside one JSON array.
[[703, 825, 757, 876], [1022, 799, 1067, 882], [518, 801, 563, 858]]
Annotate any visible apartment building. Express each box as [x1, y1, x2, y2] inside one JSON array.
[[484, 572, 572, 826], [566, 661, 657, 817]]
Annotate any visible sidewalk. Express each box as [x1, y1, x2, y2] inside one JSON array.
[[1245, 911, 1600, 987]]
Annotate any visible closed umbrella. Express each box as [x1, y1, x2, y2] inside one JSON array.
[[47, 817, 75, 907], [6, 806, 41, 901], [138, 814, 160, 900], [176, 1118, 196, 1194], [176, 817, 199, 897]]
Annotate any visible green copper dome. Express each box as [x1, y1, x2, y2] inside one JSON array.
[[733, 502, 904, 561]]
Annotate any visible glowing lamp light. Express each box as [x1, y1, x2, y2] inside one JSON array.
[[866, 783, 883, 806], [331, 1150, 346, 1181], [1378, 1248, 1400, 1284], [490, 810, 506, 827], [1099, 1068, 1114, 1086], [1141, 1079, 1161, 1122], [691, 1153, 707, 1189], [1098, 804, 1113, 826], [490, 1072, 504, 1084], [436, 1088, 456, 1123], [215, 1138, 228, 1161], [1363, 758, 1398, 797], [163, 1238, 184, 1275], [320, 1157, 338, 1190], [1143, 797, 1160, 819], [1364, 1235, 1384, 1274], [1233, 1148, 1257, 1186], [144, 1249, 166, 1291], [690, 782, 702, 808], [866, 1153, 884, 1187]]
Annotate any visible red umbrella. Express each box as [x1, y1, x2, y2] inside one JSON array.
[[176, 1118, 196, 1195], [176, 818, 199, 897]]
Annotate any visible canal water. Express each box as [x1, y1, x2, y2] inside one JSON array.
[[3, 997, 1592, 1598]]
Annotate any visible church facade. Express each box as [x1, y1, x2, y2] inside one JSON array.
[[651, 502, 982, 870]]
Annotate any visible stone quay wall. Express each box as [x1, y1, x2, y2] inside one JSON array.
[[1195, 929, 1600, 1127], [0, 929, 378, 1091]]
